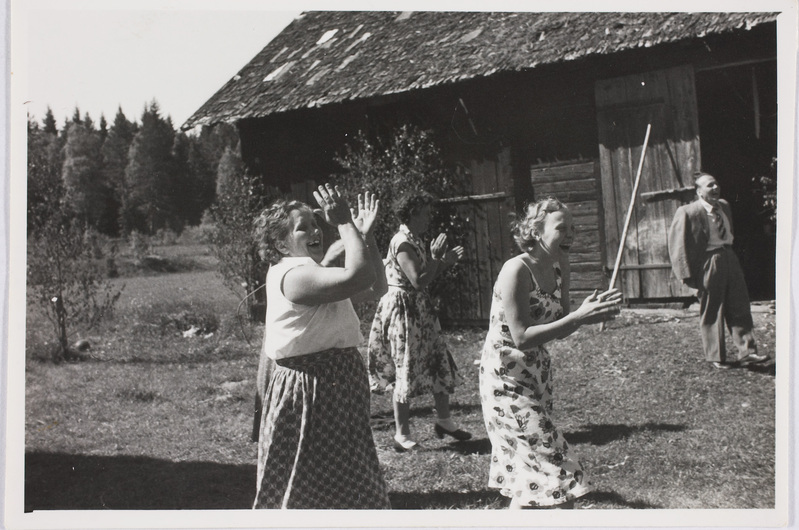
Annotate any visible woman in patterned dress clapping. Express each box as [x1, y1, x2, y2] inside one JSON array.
[[368, 191, 471, 451]]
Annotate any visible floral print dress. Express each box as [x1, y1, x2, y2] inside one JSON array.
[[368, 225, 461, 403], [479, 256, 591, 507]]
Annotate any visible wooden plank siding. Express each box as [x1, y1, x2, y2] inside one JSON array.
[[530, 160, 607, 307], [596, 65, 699, 299], [439, 149, 515, 325]]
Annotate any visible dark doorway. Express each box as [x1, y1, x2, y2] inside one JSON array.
[[695, 61, 777, 301]]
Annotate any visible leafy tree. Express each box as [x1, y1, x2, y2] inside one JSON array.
[[331, 124, 471, 310], [170, 132, 192, 224], [28, 118, 123, 362], [206, 143, 272, 320], [186, 137, 217, 224], [28, 113, 65, 234], [197, 122, 239, 169], [62, 120, 114, 232], [332, 124, 469, 251], [215, 143, 246, 198], [753, 156, 777, 224], [123, 100, 179, 234]]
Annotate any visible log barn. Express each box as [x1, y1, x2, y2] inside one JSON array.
[[184, 11, 778, 325]]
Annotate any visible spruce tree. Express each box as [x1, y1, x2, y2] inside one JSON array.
[[124, 100, 177, 234], [43, 107, 58, 135], [98, 114, 108, 143], [102, 107, 135, 235]]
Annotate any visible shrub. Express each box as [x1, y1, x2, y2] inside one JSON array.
[[752, 156, 777, 224], [331, 124, 471, 308], [129, 231, 152, 261], [177, 224, 211, 245], [154, 228, 179, 246], [27, 209, 124, 362], [205, 146, 273, 321]]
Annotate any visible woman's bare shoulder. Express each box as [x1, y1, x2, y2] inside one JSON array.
[[498, 255, 531, 284]]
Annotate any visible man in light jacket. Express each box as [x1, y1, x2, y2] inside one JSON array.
[[667, 171, 768, 369]]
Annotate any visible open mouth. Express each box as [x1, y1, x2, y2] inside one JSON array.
[[560, 243, 572, 251], [308, 239, 321, 249]]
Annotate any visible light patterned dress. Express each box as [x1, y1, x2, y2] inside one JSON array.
[[479, 256, 592, 507], [368, 225, 461, 403]]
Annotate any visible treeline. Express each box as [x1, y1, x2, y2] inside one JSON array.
[[27, 100, 240, 237]]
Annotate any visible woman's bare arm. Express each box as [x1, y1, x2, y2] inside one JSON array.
[[283, 186, 374, 305], [500, 258, 620, 350]]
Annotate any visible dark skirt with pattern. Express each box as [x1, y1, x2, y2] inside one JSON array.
[[253, 347, 391, 510]]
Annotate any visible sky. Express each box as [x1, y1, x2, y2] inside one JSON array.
[[18, 1, 301, 129], [17, 0, 795, 131]]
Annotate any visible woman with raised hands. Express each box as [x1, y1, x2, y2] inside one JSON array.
[[368, 190, 470, 452], [252, 184, 390, 509]]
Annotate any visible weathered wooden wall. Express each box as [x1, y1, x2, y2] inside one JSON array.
[[530, 160, 607, 307], [439, 149, 515, 325]]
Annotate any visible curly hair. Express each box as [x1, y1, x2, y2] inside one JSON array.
[[392, 190, 436, 224], [511, 197, 567, 253], [253, 199, 312, 265]]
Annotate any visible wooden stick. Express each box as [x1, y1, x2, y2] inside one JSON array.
[[609, 123, 652, 290], [599, 123, 651, 333]]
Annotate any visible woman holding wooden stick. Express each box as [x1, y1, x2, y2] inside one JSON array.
[[479, 197, 621, 509]]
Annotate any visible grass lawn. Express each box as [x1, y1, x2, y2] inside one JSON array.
[[23, 243, 777, 511]]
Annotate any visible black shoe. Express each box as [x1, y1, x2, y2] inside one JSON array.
[[434, 423, 472, 441], [739, 353, 769, 366]]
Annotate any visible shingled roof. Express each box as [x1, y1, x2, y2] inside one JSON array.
[[183, 11, 777, 130]]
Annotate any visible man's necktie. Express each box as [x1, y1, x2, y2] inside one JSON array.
[[711, 206, 727, 239]]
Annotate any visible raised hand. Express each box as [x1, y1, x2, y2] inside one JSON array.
[[443, 245, 465, 266], [350, 191, 380, 237], [430, 233, 449, 261], [313, 184, 351, 226], [574, 288, 622, 324]]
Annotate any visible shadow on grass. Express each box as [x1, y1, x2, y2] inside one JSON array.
[[429, 437, 493, 455], [399, 403, 484, 416], [370, 403, 483, 431], [745, 362, 776, 376], [25, 451, 255, 511], [26, 452, 659, 511], [582, 490, 661, 509], [389, 489, 505, 509], [388, 489, 658, 509], [565, 422, 686, 446]]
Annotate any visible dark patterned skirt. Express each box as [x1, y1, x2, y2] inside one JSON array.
[[253, 347, 391, 509]]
